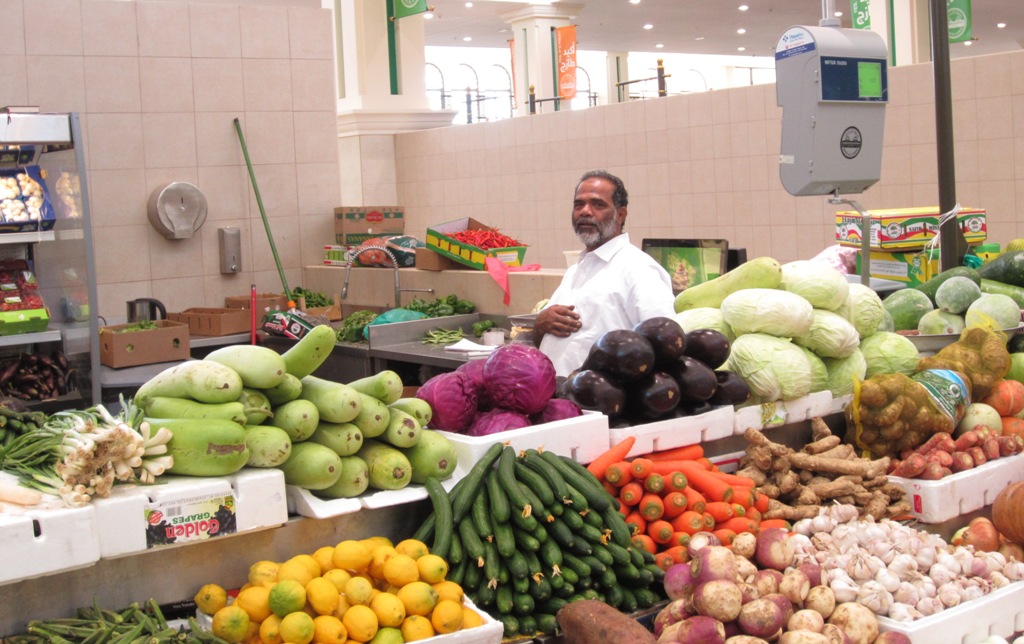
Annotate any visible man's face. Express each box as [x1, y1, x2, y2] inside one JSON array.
[[572, 177, 625, 250]]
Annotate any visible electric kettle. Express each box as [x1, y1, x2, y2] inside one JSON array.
[[126, 298, 166, 323]]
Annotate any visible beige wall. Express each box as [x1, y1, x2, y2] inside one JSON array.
[[0, 0, 339, 321]]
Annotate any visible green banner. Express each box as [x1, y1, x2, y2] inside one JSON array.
[[947, 0, 972, 43], [850, 0, 871, 30], [393, 0, 428, 20]]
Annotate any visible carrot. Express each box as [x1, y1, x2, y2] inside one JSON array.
[[638, 493, 665, 522], [632, 534, 656, 554], [712, 528, 737, 546], [649, 444, 704, 462], [603, 461, 634, 487], [753, 492, 770, 514], [624, 510, 647, 536], [708, 470, 759, 487], [665, 471, 689, 492], [651, 460, 705, 476], [670, 510, 705, 535], [653, 551, 676, 571], [758, 519, 792, 531], [674, 461, 734, 503], [704, 501, 736, 523], [744, 507, 762, 524], [602, 480, 620, 499], [701, 512, 716, 530], [630, 458, 654, 480], [663, 545, 689, 564], [587, 436, 636, 479], [643, 472, 666, 494], [731, 485, 754, 508], [671, 531, 691, 548], [661, 492, 689, 519], [730, 503, 747, 517], [647, 519, 675, 544], [716, 517, 759, 535], [696, 457, 715, 470], [680, 486, 706, 514], [619, 481, 644, 507]]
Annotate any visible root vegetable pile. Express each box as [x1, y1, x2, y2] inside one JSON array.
[[887, 425, 1024, 480], [737, 418, 910, 521]]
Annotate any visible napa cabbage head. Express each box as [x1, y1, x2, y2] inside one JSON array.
[[720, 288, 814, 338], [781, 260, 851, 311], [727, 333, 813, 402]]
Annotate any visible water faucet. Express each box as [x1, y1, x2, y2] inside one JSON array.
[[341, 244, 434, 308]]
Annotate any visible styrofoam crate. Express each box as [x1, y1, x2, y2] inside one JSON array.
[[0, 494, 100, 585], [609, 405, 735, 458], [286, 486, 362, 519], [91, 468, 288, 557], [888, 452, 1024, 524], [413, 597, 503, 644], [830, 393, 852, 415], [877, 580, 1024, 643], [438, 411, 610, 465], [733, 391, 834, 434]]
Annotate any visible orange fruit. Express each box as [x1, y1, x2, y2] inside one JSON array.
[[396, 581, 438, 617], [248, 560, 280, 587], [333, 540, 372, 573], [369, 592, 406, 628], [393, 539, 429, 560], [381, 554, 419, 587], [275, 559, 313, 587], [461, 606, 485, 629], [415, 554, 448, 584], [431, 580, 463, 605], [306, 576, 341, 616], [268, 579, 307, 618]]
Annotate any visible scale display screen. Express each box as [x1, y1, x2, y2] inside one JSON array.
[[820, 56, 887, 102]]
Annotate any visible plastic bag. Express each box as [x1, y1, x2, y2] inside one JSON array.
[[362, 308, 428, 339], [916, 324, 1010, 400]]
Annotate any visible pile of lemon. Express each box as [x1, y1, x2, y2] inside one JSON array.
[[194, 537, 486, 644]]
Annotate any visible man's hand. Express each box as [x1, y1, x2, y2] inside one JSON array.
[[534, 304, 582, 346]]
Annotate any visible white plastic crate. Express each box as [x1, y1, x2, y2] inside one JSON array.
[[830, 393, 852, 415], [438, 411, 610, 465], [0, 496, 100, 585], [91, 468, 288, 557], [608, 405, 735, 458], [888, 452, 1024, 523], [733, 391, 834, 435], [877, 580, 1024, 643]]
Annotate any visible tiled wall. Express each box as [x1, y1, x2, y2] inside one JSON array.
[[394, 50, 1024, 269], [0, 0, 339, 321]]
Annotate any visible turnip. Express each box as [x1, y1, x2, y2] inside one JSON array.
[[732, 531, 757, 559], [735, 555, 758, 582], [654, 607, 676, 637], [660, 620, 682, 643], [687, 531, 723, 558], [788, 609, 825, 633], [872, 633, 911, 644], [752, 568, 783, 596], [693, 579, 744, 623], [956, 402, 1001, 437], [725, 636, 770, 644], [778, 631, 830, 644], [671, 615, 726, 644], [761, 592, 795, 624], [692, 545, 739, 584], [779, 568, 811, 604], [821, 623, 853, 644], [827, 602, 879, 644], [756, 527, 796, 570], [736, 597, 784, 639], [664, 563, 699, 601], [805, 586, 836, 619], [737, 581, 760, 604], [798, 562, 822, 587]]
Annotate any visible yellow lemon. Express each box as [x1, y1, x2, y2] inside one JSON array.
[[212, 605, 251, 644], [360, 536, 393, 551], [415, 554, 448, 585], [278, 611, 315, 644], [313, 546, 337, 573], [430, 599, 464, 634], [369, 592, 406, 628], [323, 568, 353, 593], [234, 584, 273, 623], [400, 615, 435, 642], [248, 561, 280, 587], [367, 626, 403, 644], [343, 576, 374, 606], [381, 554, 419, 587], [367, 545, 398, 581], [258, 614, 284, 644], [396, 581, 438, 617], [333, 540, 372, 573], [312, 615, 348, 644], [332, 594, 353, 619], [275, 559, 313, 587], [193, 583, 228, 616], [461, 606, 485, 629], [268, 579, 307, 618], [393, 539, 429, 560], [289, 554, 322, 579], [431, 580, 463, 605], [341, 604, 378, 643], [244, 621, 261, 644], [305, 576, 341, 616]]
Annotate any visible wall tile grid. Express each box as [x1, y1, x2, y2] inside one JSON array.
[[0, 0, 339, 321]]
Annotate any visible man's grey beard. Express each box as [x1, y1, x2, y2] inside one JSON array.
[[575, 217, 617, 248]]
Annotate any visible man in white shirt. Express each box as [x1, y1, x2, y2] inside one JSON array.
[[534, 170, 676, 377]]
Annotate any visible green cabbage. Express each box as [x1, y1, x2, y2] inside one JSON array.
[[781, 261, 850, 311], [727, 333, 813, 402], [673, 307, 734, 342], [720, 288, 814, 338], [835, 283, 886, 338], [794, 309, 861, 359], [823, 349, 867, 397], [798, 346, 829, 393], [859, 331, 920, 378]]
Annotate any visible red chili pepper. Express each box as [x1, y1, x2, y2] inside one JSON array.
[[449, 229, 521, 249]]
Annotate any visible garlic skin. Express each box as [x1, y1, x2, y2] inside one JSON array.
[[928, 562, 956, 586], [793, 518, 814, 536], [830, 574, 860, 603], [888, 553, 919, 581], [1003, 560, 1024, 582], [887, 602, 923, 623], [874, 567, 901, 593], [937, 582, 962, 608], [856, 580, 894, 616], [810, 512, 838, 534], [915, 596, 944, 616], [892, 581, 920, 606], [989, 571, 1011, 588]]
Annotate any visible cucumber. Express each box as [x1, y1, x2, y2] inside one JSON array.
[[978, 250, 1024, 287], [205, 344, 287, 389], [506, 548, 529, 579], [299, 375, 361, 423], [513, 461, 555, 508], [674, 256, 782, 312], [281, 324, 336, 379], [148, 417, 249, 476], [356, 438, 412, 490], [459, 518, 485, 564], [423, 477, 453, 558], [451, 442, 502, 523], [522, 449, 570, 505], [538, 451, 610, 512], [134, 360, 244, 407], [485, 468, 511, 522], [913, 265, 981, 304], [981, 278, 1024, 308], [493, 520, 516, 558], [470, 484, 493, 540]]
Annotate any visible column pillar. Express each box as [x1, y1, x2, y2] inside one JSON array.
[[606, 51, 629, 103], [499, 3, 582, 115]]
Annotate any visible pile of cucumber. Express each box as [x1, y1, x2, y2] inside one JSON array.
[[415, 444, 665, 638]]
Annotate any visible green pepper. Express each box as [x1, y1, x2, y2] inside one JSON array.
[[434, 304, 455, 317], [407, 298, 427, 313], [444, 293, 459, 306], [472, 320, 495, 337], [454, 299, 476, 314]]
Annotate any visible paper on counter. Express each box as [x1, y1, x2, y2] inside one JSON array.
[[443, 338, 497, 353]]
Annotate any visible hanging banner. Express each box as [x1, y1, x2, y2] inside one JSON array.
[[850, 0, 871, 30], [509, 39, 519, 113], [947, 0, 972, 43], [393, 0, 428, 20], [555, 25, 577, 100]]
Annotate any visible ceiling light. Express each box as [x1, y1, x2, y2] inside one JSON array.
[[997, 22, 1007, 28], [964, 40, 973, 46], [463, 36, 472, 42], [629, 0, 641, 4], [738, 47, 746, 51], [738, 5, 748, 11], [424, 11, 434, 19], [834, 11, 843, 17], [695, 36, 705, 41], [737, 28, 746, 34], [643, 23, 653, 30], [656, 43, 664, 48], [464, 1, 472, 6]]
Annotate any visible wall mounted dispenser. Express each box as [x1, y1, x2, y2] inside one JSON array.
[[147, 181, 208, 239], [219, 227, 241, 274]]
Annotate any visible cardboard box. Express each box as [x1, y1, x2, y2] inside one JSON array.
[[836, 206, 987, 250], [856, 248, 940, 286], [414, 247, 468, 271], [99, 320, 190, 368], [334, 206, 404, 246], [425, 217, 528, 270], [168, 307, 252, 337], [224, 292, 289, 315]]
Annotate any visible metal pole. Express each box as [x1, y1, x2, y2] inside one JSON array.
[[657, 59, 666, 97], [465, 88, 473, 124], [528, 85, 537, 115]]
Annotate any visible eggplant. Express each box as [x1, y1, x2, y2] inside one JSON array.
[[628, 371, 682, 420], [666, 355, 718, 404], [582, 329, 656, 382], [565, 369, 627, 420], [709, 371, 751, 406], [633, 316, 687, 366], [680, 401, 714, 417], [683, 329, 731, 370]]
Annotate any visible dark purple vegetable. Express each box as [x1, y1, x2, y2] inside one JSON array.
[[666, 355, 718, 404], [684, 329, 731, 369], [563, 369, 627, 420], [530, 398, 583, 425], [456, 359, 493, 410], [633, 316, 687, 366], [481, 344, 556, 415], [628, 371, 681, 420], [467, 408, 531, 436], [708, 370, 751, 406], [582, 329, 656, 382], [416, 370, 479, 432]]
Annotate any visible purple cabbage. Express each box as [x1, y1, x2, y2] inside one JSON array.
[[415, 370, 478, 432], [456, 359, 493, 410], [467, 408, 531, 437], [481, 344, 556, 415], [529, 398, 583, 425]]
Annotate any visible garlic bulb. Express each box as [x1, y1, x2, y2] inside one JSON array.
[[793, 518, 814, 536], [874, 567, 901, 593], [915, 596, 944, 616], [888, 553, 919, 580], [928, 562, 956, 586], [830, 575, 860, 603], [935, 550, 962, 576], [1003, 560, 1024, 582], [887, 602, 923, 623], [892, 581, 920, 606], [989, 571, 1011, 588], [937, 582, 961, 608], [849, 551, 883, 582], [869, 539, 896, 564], [914, 545, 937, 571], [826, 503, 859, 523], [857, 580, 894, 615]]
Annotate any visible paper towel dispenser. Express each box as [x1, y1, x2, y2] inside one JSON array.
[[147, 181, 208, 239]]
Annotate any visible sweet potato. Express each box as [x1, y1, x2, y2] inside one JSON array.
[[556, 599, 656, 644]]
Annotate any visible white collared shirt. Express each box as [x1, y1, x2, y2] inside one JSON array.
[[539, 233, 675, 377]]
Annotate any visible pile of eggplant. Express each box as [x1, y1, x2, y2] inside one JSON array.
[[556, 317, 750, 426]]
